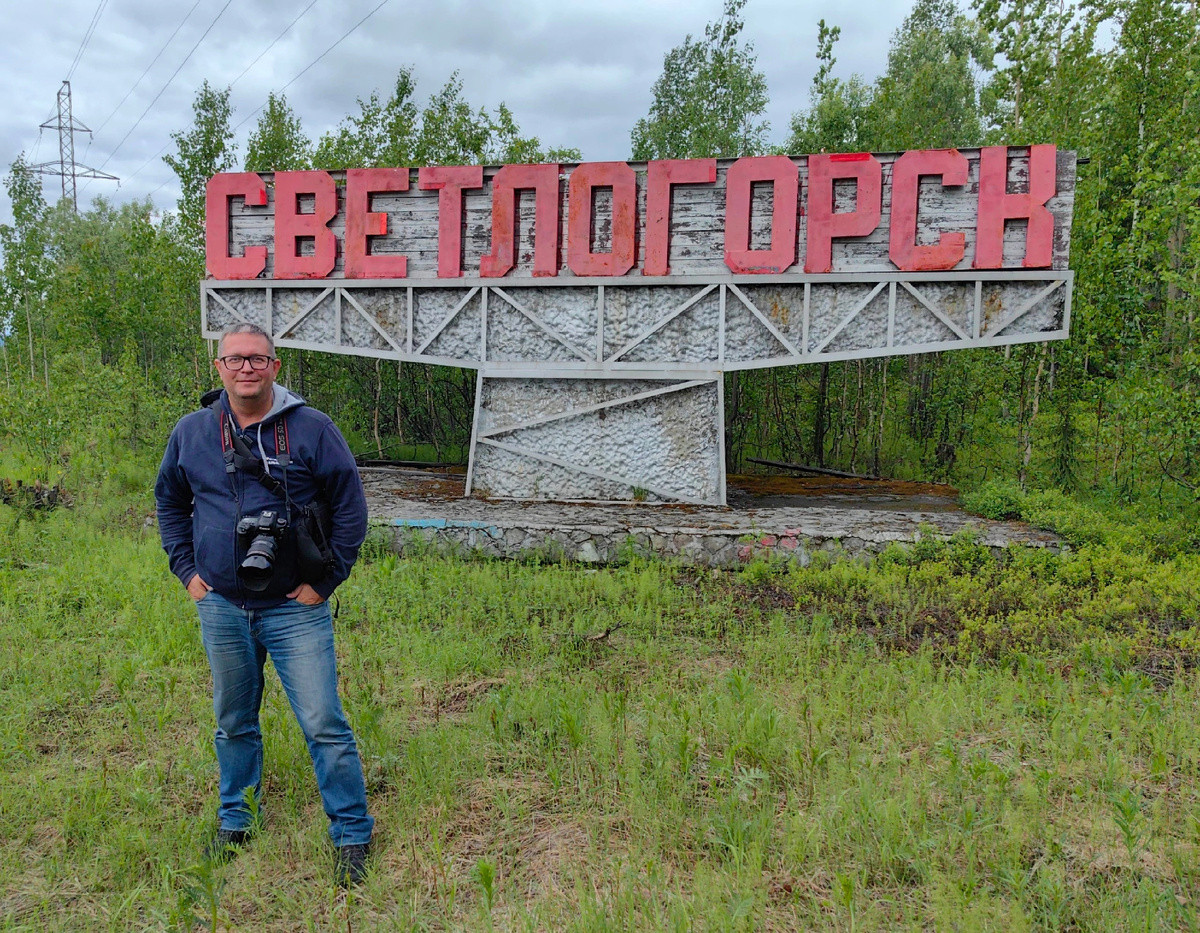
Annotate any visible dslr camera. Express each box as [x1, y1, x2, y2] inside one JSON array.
[[236, 510, 289, 591]]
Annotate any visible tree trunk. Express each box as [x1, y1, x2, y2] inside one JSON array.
[[832, 364, 849, 464], [847, 361, 864, 471], [23, 296, 35, 381], [373, 358, 384, 459], [395, 361, 406, 449], [725, 372, 741, 472], [40, 308, 50, 391], [813, 363, 829, 468], [873, 360, 887, 477], [1018, 344, 1048, 488], [1165, 217, 1185, 358]]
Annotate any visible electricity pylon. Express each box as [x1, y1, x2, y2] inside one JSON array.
[[30, 81, 118, 212]]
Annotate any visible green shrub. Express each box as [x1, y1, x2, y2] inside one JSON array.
[[961, 481, 1026, 520]]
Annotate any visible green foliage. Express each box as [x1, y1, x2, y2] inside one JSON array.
[[871, 0, 993, 149], [631, 0, 769, 159], [245, 92, 311, 172], [961, 479, 1026, 520], [789, 0, 993, 154], [787, 20, 878, 153], [313, 69, 577, 170], [772, 0, 1200, 515], [163, 81, 236, 250], [0, 156, 51, 386]]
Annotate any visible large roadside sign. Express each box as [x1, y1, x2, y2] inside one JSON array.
[[203, 147, 1075, 504]]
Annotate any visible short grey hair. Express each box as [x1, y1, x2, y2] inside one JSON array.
[[218, 323, 275, 357]]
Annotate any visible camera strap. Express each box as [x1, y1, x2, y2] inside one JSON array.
[[212, 402, 291, 499], [208, 398, 335, 583]]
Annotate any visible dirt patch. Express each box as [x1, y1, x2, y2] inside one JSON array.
[[728, 473, 963, 513], [730, 473, 958, 499], [409, 676, 506, 725], [676, 566, 969, 656], [676, 567, 795, 616]]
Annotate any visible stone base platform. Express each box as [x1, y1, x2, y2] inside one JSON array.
[[362, 469, 1060, 566]]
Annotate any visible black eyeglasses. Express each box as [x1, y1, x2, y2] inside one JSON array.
[[217, 354, 275, 371]]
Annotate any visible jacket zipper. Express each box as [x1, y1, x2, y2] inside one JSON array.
[[233, 440, 245, 608]]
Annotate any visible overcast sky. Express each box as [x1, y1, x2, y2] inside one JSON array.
[[0, 0, 911, 221]]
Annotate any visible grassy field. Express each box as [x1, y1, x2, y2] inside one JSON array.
[[1, 501, 1199, 931]]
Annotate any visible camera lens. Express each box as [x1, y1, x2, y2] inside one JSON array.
[[238, 534, 277, 591]]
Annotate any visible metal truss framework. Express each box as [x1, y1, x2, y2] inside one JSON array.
[[30, 81, 118, 212], [202, 271, 1071, 505], [202, 271, 1071, 368]]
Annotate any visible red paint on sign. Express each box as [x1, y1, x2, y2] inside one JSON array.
[[480, 164, 561, 278], [643, 159, 717, 276], [567, 162, 637, 276], [344, 168, 409, 279], [274, 171, 338, 280], [206, 148, 1071, 280], [974, 145, 1056, 269], [205, 173, 268, 280], [888, 149, 968, 272], [724, 156, 799, 274], [418, 165, 484, 278], [805, 153, 883, 274]]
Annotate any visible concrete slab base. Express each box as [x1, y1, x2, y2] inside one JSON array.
[[362, 468, 1061, 566]]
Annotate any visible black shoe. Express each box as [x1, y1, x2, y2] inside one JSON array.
[[334, 842, 371, 887], [204, 828, 251, 863]]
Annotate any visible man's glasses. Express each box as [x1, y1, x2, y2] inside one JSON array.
[[217, 355, 275, 371]]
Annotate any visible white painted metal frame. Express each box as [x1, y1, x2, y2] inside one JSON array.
[[202, 270, 1072, 373]]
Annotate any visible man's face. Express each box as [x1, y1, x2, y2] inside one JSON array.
[[215, 333, 281, 408]]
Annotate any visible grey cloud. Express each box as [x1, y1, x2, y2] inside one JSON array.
[[0, 0, 908, 221]]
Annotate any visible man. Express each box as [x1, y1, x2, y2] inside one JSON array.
[[155, 323, 374, 886]]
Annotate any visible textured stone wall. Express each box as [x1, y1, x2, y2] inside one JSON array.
[[471, 376, 723, 504], [389, 520, 1059, 567]]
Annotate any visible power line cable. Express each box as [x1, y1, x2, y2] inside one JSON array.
[[229, 0, 322, 89], [66, 0, 110, 80], [31, 103, 56, 162], [123, 140, 172, 188], [111, 0, 323, 190], [233, 0, 391, 133], [93, 0, 234, 174], [134, 0, 389, 201], [88, 0, 204, 141]]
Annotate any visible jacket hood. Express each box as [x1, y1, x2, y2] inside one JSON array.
[[222, 384, 307, 426]]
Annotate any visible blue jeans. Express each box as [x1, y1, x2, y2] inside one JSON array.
[[194, 591, 374, 847]]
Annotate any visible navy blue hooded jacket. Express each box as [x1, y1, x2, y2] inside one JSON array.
[[155, 386, 368, 609]]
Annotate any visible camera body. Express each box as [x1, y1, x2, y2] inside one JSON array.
[[236, 509, 290, 591]]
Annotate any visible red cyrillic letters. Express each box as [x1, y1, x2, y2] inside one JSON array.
[[974, 145, 1057, 269], [344, 168, 409, 279], [418, 166, 484, 278], [567, 162, 638, 277], [888, 149, 968, 272], [805, 153, 883, 274], [205, 173, 268, 280], [724, 156, 799, 274], [206, 149, 1064, 281], [274, 171, 338, 280], [643, 159, 717, 276], [480, 164, 561, 278]]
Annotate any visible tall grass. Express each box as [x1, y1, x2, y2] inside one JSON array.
[[0, 501, 1197, 930]]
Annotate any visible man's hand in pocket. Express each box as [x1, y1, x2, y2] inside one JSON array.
[[187, 574, 212, 601]]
